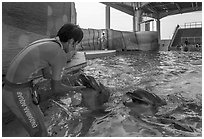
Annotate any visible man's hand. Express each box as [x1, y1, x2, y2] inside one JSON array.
[[51, 79, 86, 97], [52, 85, 85, 99]]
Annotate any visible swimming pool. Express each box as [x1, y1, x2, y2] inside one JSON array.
[[44, 51, 202, 137]]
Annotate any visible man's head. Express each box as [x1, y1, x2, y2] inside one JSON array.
[[57, 23, 83, 53]]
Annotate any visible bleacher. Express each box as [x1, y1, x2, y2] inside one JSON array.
[[168, 22, 202, 51]]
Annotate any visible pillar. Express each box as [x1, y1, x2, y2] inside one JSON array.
[[132, 2, 142, 32], [156, 18, 161, 44], [133, 13, 136, 32], [105, 6, 110, 29], [133, 9, 142, 32]]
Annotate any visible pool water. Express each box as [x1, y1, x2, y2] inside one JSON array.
[[42, 51, 202, 137]]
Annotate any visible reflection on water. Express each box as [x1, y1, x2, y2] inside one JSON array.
[[43, 51, 202, 137]]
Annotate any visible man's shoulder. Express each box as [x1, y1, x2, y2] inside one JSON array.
[[39, 40, 62, 52], [38, 40, 66, 61], [31, 38, 60, 48]]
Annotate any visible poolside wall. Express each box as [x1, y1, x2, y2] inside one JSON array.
[[78, 29, 159, 51], [76, 29, 107, 51], [107, 29, 159, 51]]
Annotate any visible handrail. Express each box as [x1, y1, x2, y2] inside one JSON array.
[[180, 21, 202, 28], [168, 25, 180, 49]]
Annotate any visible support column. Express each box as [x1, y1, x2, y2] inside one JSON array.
[[133, 2, 142, 32], [105, 6, 110, 29], [156, 17, 161, 45], [133, 13, 136, 32], [133, 9, 142, 32]]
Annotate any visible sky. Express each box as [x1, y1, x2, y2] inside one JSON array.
[[75, 2, 202, 40]]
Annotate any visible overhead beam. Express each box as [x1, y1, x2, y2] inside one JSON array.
[[175, 3, 181, 11], [120, 2, 151, 8], [101, 2, 133, 16], [191, 2, 199, 10], [145, 5, 158, 14], [194, 2, 200, 10], [195, 2, 198, 8], [121, 2, 132, 7], [175, 3, 182, 14], [101, 2, 202, 19], [142, 3, 158, 19], [140, 19, 154, 24], [191, 2, 194, 9], [140, 2, 151, 7], [159, 6, 202, 19]]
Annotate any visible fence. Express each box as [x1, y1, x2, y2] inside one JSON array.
[[180, 21, 202, 28]]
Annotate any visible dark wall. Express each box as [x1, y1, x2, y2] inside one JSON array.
[[2, 2, 72, 36], [3, 2, 47, 35], [2, 2, 73, 74], [172, 28, 202, 46]]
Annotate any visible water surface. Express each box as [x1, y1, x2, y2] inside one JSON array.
[[43, 51, 202, 137]]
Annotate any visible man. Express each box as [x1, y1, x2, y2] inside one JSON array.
[[183, 38, 189, 52], [184, 38, 189, 46], [100, 31, 107, 50], [2, 23, 85, 136]]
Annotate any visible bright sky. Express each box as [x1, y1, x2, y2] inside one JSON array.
[[75, 2, 202, 40]]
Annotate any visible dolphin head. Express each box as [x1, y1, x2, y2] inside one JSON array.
[[76, 74, 110, 111], [123, 89, 166, 116]]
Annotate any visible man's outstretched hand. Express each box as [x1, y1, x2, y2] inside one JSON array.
[[52, 84, 86, 98]]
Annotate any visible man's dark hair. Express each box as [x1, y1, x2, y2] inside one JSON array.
[[57, 23, 83, 43]]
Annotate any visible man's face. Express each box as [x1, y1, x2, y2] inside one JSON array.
[[64, 39, 78, 53]]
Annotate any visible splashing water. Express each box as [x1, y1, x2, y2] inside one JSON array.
[[41, 51, 202, 137]]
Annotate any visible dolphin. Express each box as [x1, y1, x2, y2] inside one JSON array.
[[37, 73, 110, 116], [72, 74, 110, 115], [123, 88, 166, 115]]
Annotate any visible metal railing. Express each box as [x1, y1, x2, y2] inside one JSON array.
[[168, 25, 180, 48], [180, 21, 202, 28]]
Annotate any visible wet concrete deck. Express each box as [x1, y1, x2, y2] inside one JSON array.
[[83, 50, 116, 59]]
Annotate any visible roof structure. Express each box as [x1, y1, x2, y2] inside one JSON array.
[[101, 2, 202, 19]]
